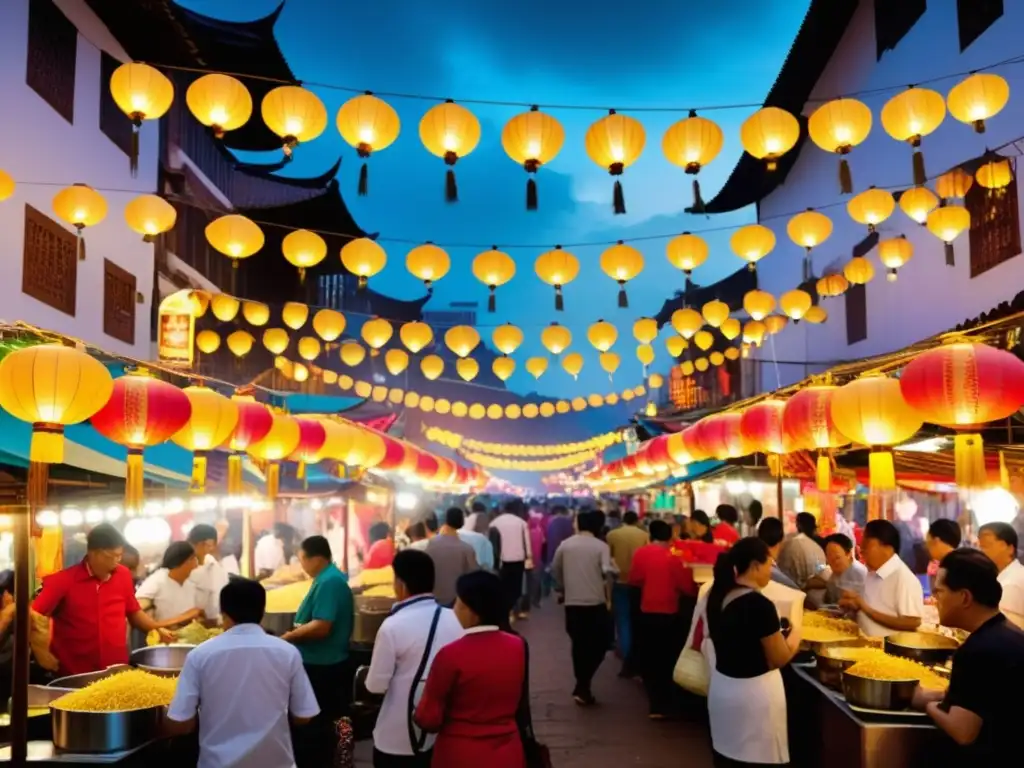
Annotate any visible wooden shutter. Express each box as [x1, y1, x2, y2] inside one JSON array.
[[22, 204, 77, 316], [966, 175, 1021, 278], [846, 282, 867, 345], [875, 0, 926, 60], [957, 0, 1003, 52], [103, 259, 137, 345], [26, 0, 77, 124]]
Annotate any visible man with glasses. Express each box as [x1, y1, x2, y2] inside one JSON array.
[[32, 523, 172, 676]]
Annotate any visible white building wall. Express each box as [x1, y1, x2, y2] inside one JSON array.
[[754, 0, 1024, 389], [0, 0, 158, 359]]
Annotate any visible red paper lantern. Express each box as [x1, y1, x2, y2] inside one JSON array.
[[682, 424, 711, 461], [416, 451, 440, 480], [782, 385, 849, 490], [431, 456, 456, 485], [621, 454, 640, 476], [288, 418, 327, 477], [91, 372, 191, 510], [740, 399, 787, 454], [375, 436, 407, 471], [227, 392, 273, 493], [646, 435, 673, 470], [699, 412, 751, 459]]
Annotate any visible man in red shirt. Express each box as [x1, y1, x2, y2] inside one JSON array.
[[630, 520, 696, 718], [712, 504, 741, 548], [32, 524, 171, 676]]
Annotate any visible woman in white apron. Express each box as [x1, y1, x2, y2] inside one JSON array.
[[706, 538, 802, 767]]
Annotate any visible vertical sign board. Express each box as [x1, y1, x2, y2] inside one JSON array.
[[156, 290, 195, 366]]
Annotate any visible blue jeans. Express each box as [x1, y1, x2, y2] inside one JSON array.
[[612, 583, 634, 660]]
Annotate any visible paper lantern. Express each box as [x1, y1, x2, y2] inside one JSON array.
[[419, 100, 481, 202], [502, 107, 565, 210], [742, 320, 766, 347], [541, 323, 572, 355], [209, 294, 238, 323], [764, 316, 788, 336], [629, 318, 657, 347], [171, 386, 239, 491], [336, 93, 400, 195], [585, 110, 645, 214], [816, 273, 849, 299], [561, 352, 584, 380], [804, 305, 828, 324], [291, 364, 309, 384], [341, 238, 387, 289], [780, 289, 813, 322], [358, 318, 391, 353], [743, 290, 776, 321], [109, 62, 173, 173], [666, 232, 709, 278], [262, 328, 289, 355], [587, 320, 618, 352], [406, 243, 450, 293], [91, 372, 191, 509], [0, 345, 113, 464], [946, 73, 1009, 133], [281, 229, 327, 282], [281, 302, 309, 331], [311, 309, 345, 342], [899, 186, 939, 225], [399, 321, 433, 354], [535, 246, 580, 311], [492, 356, 516, 381], [53, 184, 107, 259], [124, 194, 176, 241], [286, 418, 327, 478], [680, 361, 695, 377], [226, 331, 254, 358], [0, 170, 14, 202], [878, 235, 913, 281], [662, 110, 723, 212], [262, 86, 328, 157], [700, 300, 730, 329], [456, 358, 479, 382], [843, 256, 875, 286], [672, 308, 703, 339], [693, 330, 714, 352], [881, 86, 945, 184], [599, 352, 620, 376], [492, 323, 524, 355], [808, 98, 872, 192], [636, 344, 655, 367], [384, 349, 409, 376], [831, 375, 922, 490], [242, 301, 270, 327], [730, 224, 776, 271], [600, 241, 644, 307], [469, 404, 486, 420], [666, 336, 687, 357], [311, 419, 357, 463], [526, 357, 548, 379], [740, 107, 800, 171], [206, 214, 264, 267], [720, 317, 741, 341], [782, 385, 849, 490], [701, 412, 752, 459], [976, 155, 1013, 191], [472, 248, 516, 312], [787, 208, 833, 280], [186, 73, 252, 137], [444, 325, 480, 358], [724, 347, 740, 361], [195, 330, 220, 354], [340, 342, 367, 367], [936, 168, 973, 201], [926, 205, 970, 265], [420, 354, 444, 380], [740, 399, 787, 457], [225, 392, 273, 493], [297, 337, 321, 362], [847, 187, 895, 234], [247, 411, 301, 498]]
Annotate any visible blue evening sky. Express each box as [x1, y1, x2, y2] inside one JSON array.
[[180, 0, 810, 404]]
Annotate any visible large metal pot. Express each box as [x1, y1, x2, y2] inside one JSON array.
[[884, 631, 959, 666], [353, 595, 395, 645], [131, 644, 194, 676], [841, 670, 919, 711], [262, 612, 296, 636], [814, 644, 871, 690]]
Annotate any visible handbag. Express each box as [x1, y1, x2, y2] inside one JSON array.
[[673, 592, 712, 697], [517, 638, 552, 768]]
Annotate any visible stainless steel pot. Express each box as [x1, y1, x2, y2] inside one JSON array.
[[261, 612, 296, 636], [130, 644, 194, 676], [841, 671, 919, 711], [50, 705, 166, 753], [353, 595, 394, 645], [884, 632, 959, 666], [50, 665, 131, 690], [815, 651, 862, 690]]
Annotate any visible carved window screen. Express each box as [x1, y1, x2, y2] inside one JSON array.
[[22, 204, 77, 316], [103, 259, 137, 345], [967, 174, 1021, 278], [26, 0, 77, 124]]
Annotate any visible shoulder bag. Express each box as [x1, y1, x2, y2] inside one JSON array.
[[407, 605, 443, 754], [517, 638, 552, 768]]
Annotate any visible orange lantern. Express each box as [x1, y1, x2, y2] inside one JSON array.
[[600, 241, 644, 307], [730, 224, 776, 272], [898, 186, 939, 225], [261, 85, 328, 159], [406, 242, 451, 294], [226, 391, 274, 494], [666, 232, 709, 285], [878, 235, 913, 281], [936, 168, 973, 202], [847, 187, 895, 234], [585, 110, 646, 214], [699, 412, 752, 459], [946, 73, 1010, 133], [662, 110, 723, 212], [535, 246, 579, 311], [287, 418, 327, 479], [247, 412, 302, 498], [782, 385, 849, 491], [340, 237, 387, 289], [740, 399, 787, 473], [472, 247, 516, 312], [171, 386, 239, 492], [807, 98, 872, 193], [419, 100, 481, 202], [787, 208, 833, 280], [926, 204, 971, 266], [881, 86, 945, 184], [740, 107, 800, 171], [335, 92, 400, 195], [502, 106, 565, 210]]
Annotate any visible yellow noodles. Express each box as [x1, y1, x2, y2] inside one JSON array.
[[51, 670, 177, 712], [146, 621, 223, 647], [265, 580, 313, 613], [846, 655, 949, 689], [802, 612, 860, 643]]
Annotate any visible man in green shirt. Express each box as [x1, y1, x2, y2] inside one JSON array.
[[282, 535, 354, 767]]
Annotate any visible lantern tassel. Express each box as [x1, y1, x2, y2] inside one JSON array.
[[190, 452, 207, 493], [126, 448, 145, 513], [30, 423, 64, 464], [953, 434, 987, 490], [130, 125, 140, 178], [296, 461, 306, 480], [912, 149, 926, 185], [617, 281, 629, 308], [227, 453, 244, 495], [555, 285, 564, 312], [76, 229, 85, 262], [944, 242, 955, 266], [767, 454, 781, 478], [445, 169, 458, 202], [357, 275, 367, 291], [526, 178, 538, 211], [839, 158, 853, 194], [266, 462, 280, 500], [358, 162, 369, 196], [816, 453, 831, 492], [868, 449, 896, 492], [1000, 450, 1010, 489], [691, 179, 705, 214], [488, 286, 496, 313], [612, 180, 626, 215]]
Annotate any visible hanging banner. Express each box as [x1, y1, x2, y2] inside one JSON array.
[[156, 290, 197, 366]]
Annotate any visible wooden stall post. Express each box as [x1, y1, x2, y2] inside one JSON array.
[[10, 504, 31, 766]]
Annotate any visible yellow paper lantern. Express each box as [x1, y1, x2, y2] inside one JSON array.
[[936, 168, 973, 201], [666, 232, 709, 277], [680, 361, 695, 377], [630, 318, 657, 346], [492, 356, 516, 381], [52, 184, 107, 259], [384, 349, 409, 376], [720, 317, 741, 341], [109, 62, 173, 172], [787, 208, 833, 280], [406, 243, 450, 293], [226, 330, 254, 358], [322, 370, 338, 385], [484, 404, 502, 420], [881, 86, 946, 184], [709, 351, 726, 366], [599, 352, 620, 376], [502, 107, 565, 210], [335, 93, 400, 196], [743, 290, 776, 321], [724, 347, 740, 361], [539, 402, 555, 418], [600, 241, 644, 307], [431, 398, 448, 415], [636, 344, 655, 366], [205, 214, 264, 266], [523, 404, 539, 419], [261, 85, 328, 157], [297, 336, 321, 362], [171, 386, 239, 491], [700, 300, 730, 329], [926, 205, 971, 265], [780, 289, 812, 322], [242, 301, 270, 327], [420, 354, 444, 380], [846, 186, 895, 233], [541, 323, 572, 355], [339, 375, 354, 390], [561, 352, 584, 379], [844, 256, 875, 285], [662, 111, 724, 212], [587, 320, 618, 352], [976, 156, 1013, 191], [816, 273, 849, 298], [195, 329, 220, 354], [399, 321, 433, 354], [671, 308, 703, 339], [693, 330, 714, 352], [694, 358, 710, 373], [263, 328, 289, 355], [506, 404, 522, 420], [807, 98, 872, 192], [281, 302, 309, 331], [404, 392, 421, 408], [899, 186, 939, 225], [354, 381, 372, 398], [666, 336, 687, 357], [444, 325, 480, 358], [740, 107, 800, 170], [340, 342, 367, 367], [361, 317, 393, 352], [469, 404, 486, 420], [456, 358, 479, 382], [946, 73, 1009, 133], [764, 315, 788, 335], [0, 170, 15, 202], [0, 345, 114, 464], [571, 397, 587, 413], [419, 100, 481, 202], [492, 323, 524, 355], [730, 224, 776, 271], [804, 305, 828, 324], [281, 229, 327, 282], [585, 110, 646, 214], [526, 357, 549, 379], [742, 320, 766, 346], [472, 248, 516, 312], [248, 412, 301, 500], [312, 309, 346, 341], [388, 387, 404, 405], [292, 364, 309, 384], [340, 237, 387, 289], [535, 246, 580, 311], [124, 194, 176, 241], [210, 294, 240, 322], [186, 73, 252, 137]]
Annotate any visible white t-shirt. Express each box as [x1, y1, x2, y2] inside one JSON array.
[[859, 554, 924, 637], [254, 535, 285, 573], [998, 559, 1024, 629], [490, 514, 532, 563], [189, 555, 228, 621], [136, 569, 200, 623]]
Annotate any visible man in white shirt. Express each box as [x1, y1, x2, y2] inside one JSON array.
[[489, 499, 533, 617], [365, 549, 463, 767], [136, 541, 204, 627], [840, 519, 923, 637], [167, 578, 320, 768], [978, 522, 1024, 629], [255, 524, 290, 579], [187, 524, 228, 623]]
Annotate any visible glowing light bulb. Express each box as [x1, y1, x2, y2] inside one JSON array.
[[610, 144, 625, 163], [73, 208, 86, 222], [358, 126, 376, 143], [443, 132, 458, 152], [527, 140, 541, 157], [228, 242, 243, 257], [209, 107, 229, 126], [284, 118, 304, 135], [130, 94, 150, 113]]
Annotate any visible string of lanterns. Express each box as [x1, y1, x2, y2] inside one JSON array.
[[422, 426, 624, 456], [458, 449, 598, 472]]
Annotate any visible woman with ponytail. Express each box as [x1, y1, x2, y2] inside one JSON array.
[[706, 537, 801, 767]]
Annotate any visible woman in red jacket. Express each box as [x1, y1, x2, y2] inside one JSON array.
[[415, 571, 527, 768]]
